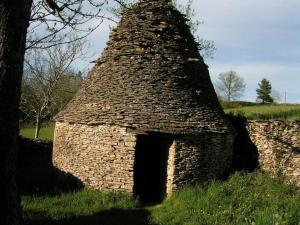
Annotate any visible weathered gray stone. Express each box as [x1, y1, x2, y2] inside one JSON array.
[[55, 0, 233, 135], [53, 122, 234, 194], [247, 120, 300, 186], [52, 0, 235, 199]]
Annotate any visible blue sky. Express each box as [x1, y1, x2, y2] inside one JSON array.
[[86, 0, 300, 103]]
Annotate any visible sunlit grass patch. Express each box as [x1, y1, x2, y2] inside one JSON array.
[[150, 172, 300, 225], [225, 104, 300, 120], [20, 126, 55, 141]]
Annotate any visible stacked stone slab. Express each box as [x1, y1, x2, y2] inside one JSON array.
[[53, 0, 235, 197], [248, 120, 300, 186]]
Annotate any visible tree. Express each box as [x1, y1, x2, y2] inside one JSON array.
[[175, 0, 216, 58], [0, 1, 33, 224], [27, 0, 112, 49], [0, 1, 120, 224], [271, 89, 282, 103], [215, 70, 246, 102], [21, 39, 85, 139], [256, 78, 274, 103], [50, 70, 83, 115], [110, 0, 216, 58]]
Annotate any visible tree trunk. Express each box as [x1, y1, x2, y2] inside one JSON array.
[[0, 1, 32, 224], [227, 87, 231, 102], [34, 115, 41, 139]]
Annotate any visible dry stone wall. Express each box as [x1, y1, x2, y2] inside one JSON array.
[[52, 0, 236, 197], [53, 122, 234, 194], [247, 120, 300, 186], [166, 141, 176, 194], [55, 0, 234, 135], [53, 122, 137, 192], [171, 133, 234, 190]]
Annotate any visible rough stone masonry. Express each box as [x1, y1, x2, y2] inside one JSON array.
[[247, 120, 300, 186], [53, 0, 235, 199]]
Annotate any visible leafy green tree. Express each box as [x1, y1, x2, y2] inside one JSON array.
[[256, 78, 274, 103], [215, 70, 246, 102]]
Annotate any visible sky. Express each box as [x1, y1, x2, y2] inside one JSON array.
[[85, 0, 300, 103]]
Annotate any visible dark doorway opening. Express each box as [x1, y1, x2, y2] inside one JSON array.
[[133, 134, 173, 205]]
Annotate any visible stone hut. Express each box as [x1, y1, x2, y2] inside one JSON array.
[[53, 0, 235, 202]]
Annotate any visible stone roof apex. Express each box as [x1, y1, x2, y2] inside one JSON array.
[[55, 0, 234, 134]]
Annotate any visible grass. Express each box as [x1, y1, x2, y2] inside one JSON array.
[[20, 126, 55, 141], [22, 172, 300, 225], [151, 172, 300, 225], [18, 104, 300, 142], [22, 190, 152, 225], [225, 104, 300, 120], [22, 190, 138, 224]]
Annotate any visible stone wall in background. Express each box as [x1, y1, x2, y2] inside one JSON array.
[[247, 120, 300, 186], [53, 122, 137, 192]]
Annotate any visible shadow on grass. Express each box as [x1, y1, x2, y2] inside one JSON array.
[[18, 137, 83, 196], [22, 209, 156, 225]]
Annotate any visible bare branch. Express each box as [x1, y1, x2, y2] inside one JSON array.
[[21, 37, 87, 137], [215, 70, 246, 102], [44, 0, 63, 12], [27, 0, 116, 49]]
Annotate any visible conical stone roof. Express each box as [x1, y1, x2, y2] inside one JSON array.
[[56, 0, 233, 134]]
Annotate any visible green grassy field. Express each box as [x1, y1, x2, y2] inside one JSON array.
[[19, 104, 300, 142], [20, 126, 55, 140], [225, 104, 300, 120], [22, 172, 300, 225], [19, 104, 300, 224]]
